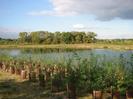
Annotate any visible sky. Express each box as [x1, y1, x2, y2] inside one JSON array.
[[0, 0, 133, 39]]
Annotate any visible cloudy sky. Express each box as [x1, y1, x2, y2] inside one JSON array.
[[0, 0, 133, 39]]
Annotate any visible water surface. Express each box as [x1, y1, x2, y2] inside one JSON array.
[[0, 48, 133, 64]]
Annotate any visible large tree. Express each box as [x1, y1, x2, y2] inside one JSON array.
[[30, 32, 40, 44], [61, 32, 73, 44]]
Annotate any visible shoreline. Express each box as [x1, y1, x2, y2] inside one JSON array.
[[0, 44, 133, 50]]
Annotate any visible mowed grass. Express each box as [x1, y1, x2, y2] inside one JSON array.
[[0, 43, 133, 50]]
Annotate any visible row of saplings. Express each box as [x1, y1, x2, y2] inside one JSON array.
[[0, 60, 133, 99]]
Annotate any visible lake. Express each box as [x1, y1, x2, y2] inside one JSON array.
[[0, 48, 133, 64]]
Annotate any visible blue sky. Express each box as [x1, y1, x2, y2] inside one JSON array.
[[0, 0, 133, 39]]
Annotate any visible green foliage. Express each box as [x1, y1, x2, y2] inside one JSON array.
[[0, 52, 133, 96], [2, 31, 96, 44], [19, 32, 28, 43], [30, 32, 40, 44], [1, 31, 133, 45], [0, 39, 18, 45], [97, 39, 133, 45], [121, 54, 133, 90], [61, 32, 73, 44]]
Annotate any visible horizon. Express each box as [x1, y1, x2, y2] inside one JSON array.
[[0, 0, 133, 39], [0, 31, 133, 40]]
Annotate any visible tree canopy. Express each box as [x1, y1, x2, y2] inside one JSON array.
[[18, 31, 97, 44], [0, 31, 133, 45]]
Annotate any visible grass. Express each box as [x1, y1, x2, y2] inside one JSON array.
[[0, 43, 133, 50]]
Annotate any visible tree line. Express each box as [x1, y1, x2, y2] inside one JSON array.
[[97, 39, 133, 44], [18, 31, 97, 44], [0, 31, 133, 45]]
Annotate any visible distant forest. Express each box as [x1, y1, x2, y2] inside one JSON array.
[[0, 31, 133, 44]]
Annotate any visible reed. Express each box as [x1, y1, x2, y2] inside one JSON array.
[[0, 53, 133, 98]]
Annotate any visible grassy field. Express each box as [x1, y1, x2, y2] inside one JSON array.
[[0, 44, 133, 50]]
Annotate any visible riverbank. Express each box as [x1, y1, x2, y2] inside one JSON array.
[[0, 44, 133, 50]]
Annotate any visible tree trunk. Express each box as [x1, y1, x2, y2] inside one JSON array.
[[29, 72, 36, 82], [21, 70, 27, 79], [126, 89, 133, 99], [9, 66, 15, 74], [15, 68, 21, 75], [112, 90, 120, 99], [39, 73, 45, 87], [0, 62, 3, 69], [93, 90, 103, 99], [67, 83, 76, 99]]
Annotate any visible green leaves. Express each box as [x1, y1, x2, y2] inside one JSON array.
[[0, 52, 133, 95], [17, 31, 97, 44]]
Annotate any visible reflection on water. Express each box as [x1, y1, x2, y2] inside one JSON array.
[[0, 48, 133, 64]]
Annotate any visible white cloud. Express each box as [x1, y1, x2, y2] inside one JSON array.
[[73, 24, 86, 29], [72, 24, 111, 31], [28, 0, 133, 20]]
